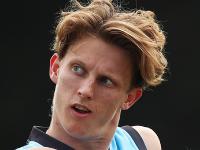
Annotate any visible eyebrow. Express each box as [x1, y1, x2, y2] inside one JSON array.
[[99, 70, 116, 80], [70, 59, 86, 68]]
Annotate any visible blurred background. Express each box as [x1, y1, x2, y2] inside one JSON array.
[[1, 0, 199, 149]]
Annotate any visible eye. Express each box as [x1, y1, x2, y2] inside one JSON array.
[[99, 76, 114, 87], [71, 64, 85, 75]]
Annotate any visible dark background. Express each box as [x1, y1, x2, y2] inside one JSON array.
[[1, 0, 199, 150]]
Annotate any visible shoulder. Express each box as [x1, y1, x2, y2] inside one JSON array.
[[132, 126, 162, 150], [16, 141, 43, 150]]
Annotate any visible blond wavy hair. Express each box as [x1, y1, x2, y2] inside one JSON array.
[[53, 0, 168, 89]]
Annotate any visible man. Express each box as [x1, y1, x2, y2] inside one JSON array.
[[17, 0, 167, 149]]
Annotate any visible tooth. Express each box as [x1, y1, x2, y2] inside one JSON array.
[[75, 106, 88, 111]]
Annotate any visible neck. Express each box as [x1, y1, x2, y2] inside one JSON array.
[[46, 110, 121, 150]]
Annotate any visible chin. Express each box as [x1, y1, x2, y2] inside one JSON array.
[[65, 124, 98, 140]]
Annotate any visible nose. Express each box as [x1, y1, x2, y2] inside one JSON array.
[[77, 79, 95, 100]]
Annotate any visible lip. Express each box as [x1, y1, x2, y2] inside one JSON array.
[[70, 104, 92, 118]]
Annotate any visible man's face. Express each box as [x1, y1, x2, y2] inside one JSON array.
[[50, 36, 140, 140]]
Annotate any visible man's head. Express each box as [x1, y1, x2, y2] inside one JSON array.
[[48, 0, 167, 142], [49, 36, 142, 140]]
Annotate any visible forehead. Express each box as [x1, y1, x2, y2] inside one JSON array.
[[68, 36, 130, 60]]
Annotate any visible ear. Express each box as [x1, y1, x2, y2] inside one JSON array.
[[121, 88, 143, 110], [49, 53, 60, 84]]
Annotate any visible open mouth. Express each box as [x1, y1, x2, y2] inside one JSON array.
[[71, 104, 92, 114]]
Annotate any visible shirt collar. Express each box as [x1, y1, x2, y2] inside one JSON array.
[[28, 126, 74, 150]]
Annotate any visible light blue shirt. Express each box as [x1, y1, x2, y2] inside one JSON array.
[[16, 127, 139, 150]]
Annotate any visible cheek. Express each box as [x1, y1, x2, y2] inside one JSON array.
[[98, 89, 125, 105], [96, 90, 125, 114], [54, 70, 79, 108], [94, 97, 123, 126], [58, 69, 80, 93]]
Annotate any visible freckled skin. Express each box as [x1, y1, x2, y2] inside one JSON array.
[[47, 36, 140, 149]]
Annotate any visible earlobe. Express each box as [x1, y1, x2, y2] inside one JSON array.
[[121, 88, 143, 110], [49, 53, 60, 84]]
